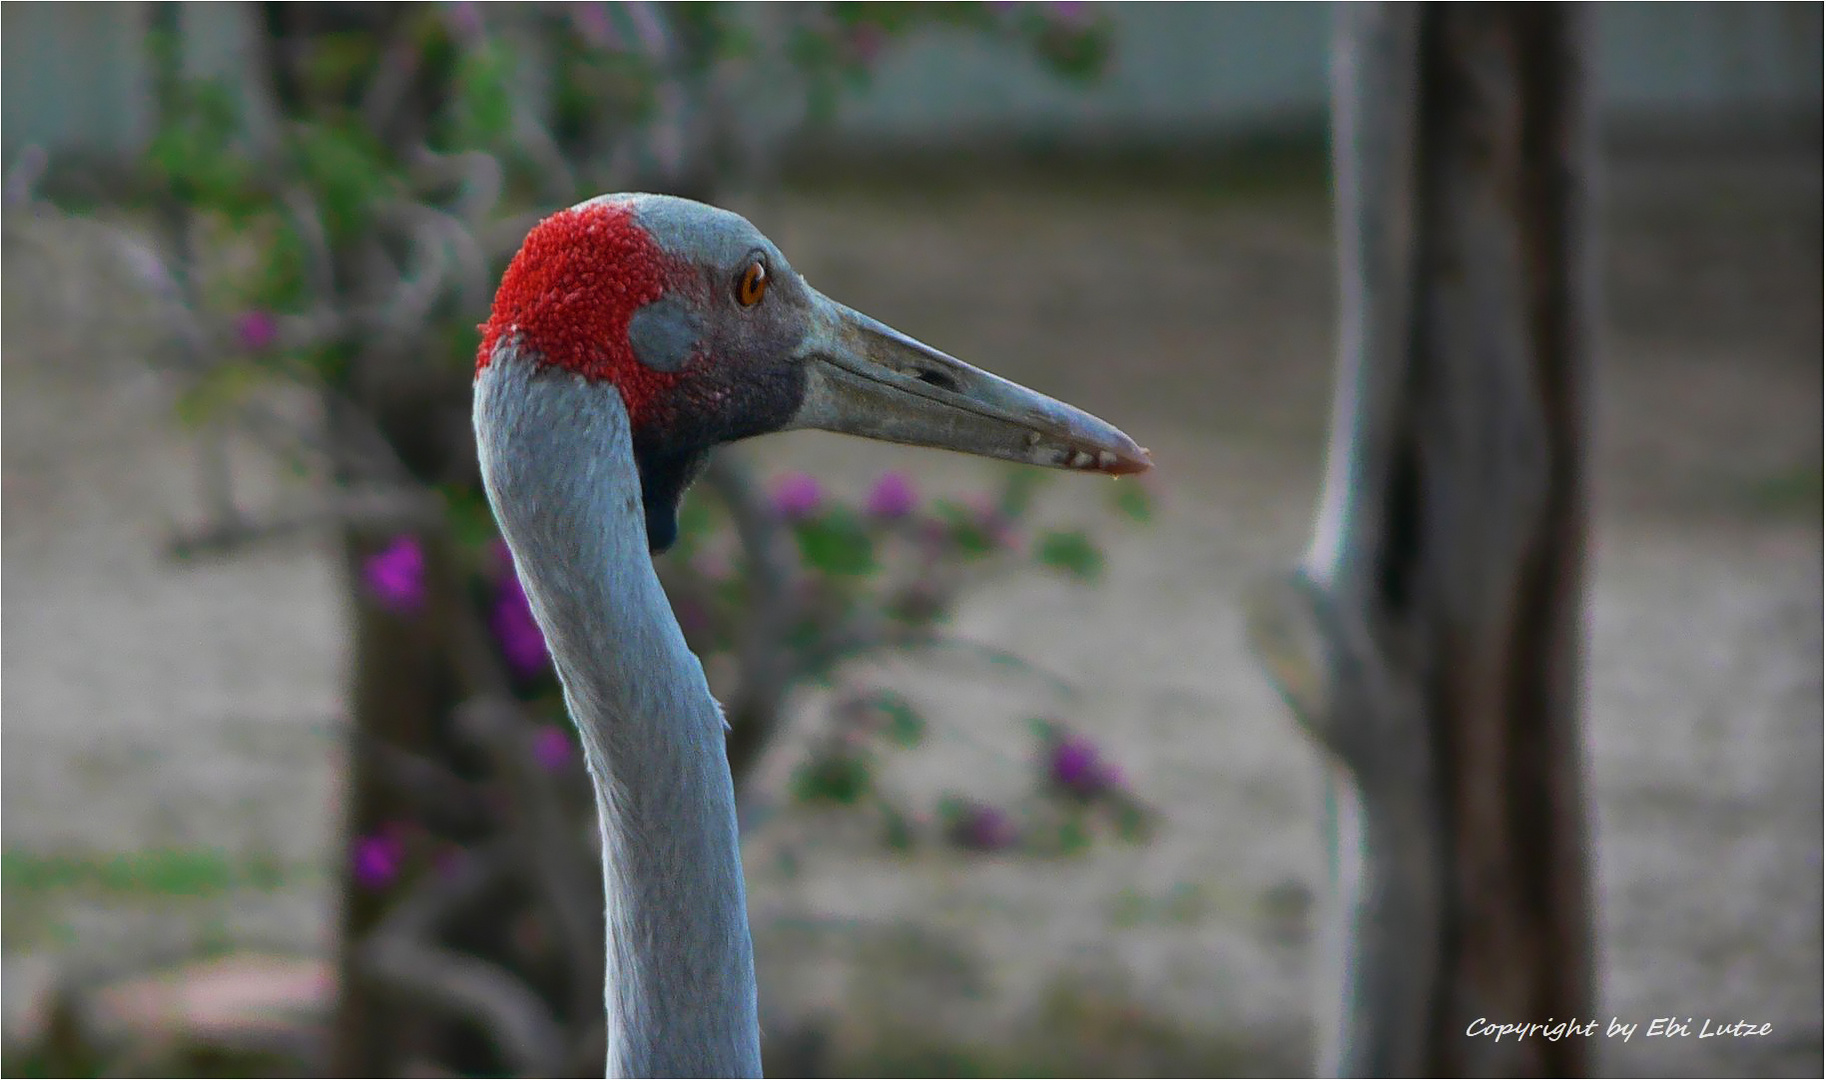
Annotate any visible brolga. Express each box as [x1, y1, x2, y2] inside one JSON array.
[[474, 194, 1150, 1078]]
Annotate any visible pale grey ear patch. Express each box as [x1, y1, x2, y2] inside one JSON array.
[[627, 296, 702, 373]]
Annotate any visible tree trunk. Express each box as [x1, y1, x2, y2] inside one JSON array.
[[1247, 5, 1596, 1075]]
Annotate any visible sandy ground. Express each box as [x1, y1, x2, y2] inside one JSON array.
[[3, 155, 1820, 1076]]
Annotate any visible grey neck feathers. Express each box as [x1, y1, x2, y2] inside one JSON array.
[[475, 358, 761, 1078]]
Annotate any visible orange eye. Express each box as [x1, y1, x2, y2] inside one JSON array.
[[736, 261, 768, 307]]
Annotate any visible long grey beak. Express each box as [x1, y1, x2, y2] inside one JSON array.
[[787, 293, 1152, 475]]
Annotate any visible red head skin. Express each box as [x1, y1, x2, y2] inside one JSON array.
[[477, 202, 688, 427]]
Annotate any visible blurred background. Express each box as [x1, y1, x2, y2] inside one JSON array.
[[1, 3, 1819, 1076]]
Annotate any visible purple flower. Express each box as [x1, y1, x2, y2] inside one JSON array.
[[623, 0, 671, 58], [352, 832, 404, 890], [442, 1, 484, 43], [570, 2, 621, 49], [1048, 732, 1121, 798], [689, 550, 733, 583], [532, 725, 573, 771], [434, 846, 469, 880], [949, 801, 1019, 852], [650, 83, 687, 177], [674, 596, 713, 636], [847, 23, 887, 66], [772, 472, 823, 521], [235, 310, 278, 352], [491, 573, 550, 678], [966, 494, 1020, 550], [364, 536, 426, 613], [865, 471, 917, 519]]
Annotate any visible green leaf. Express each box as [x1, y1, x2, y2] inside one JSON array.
[[999, 466, 1049, 518], [793, 507, 876, 576], [879, 804, 916, 852], [1165, 881, 1205, 923], [437, 483, 499, 549], [244, 218, 310, 312], [790, 753, 873, 806], [1034, 529, 1104, 582], [300, 31, 382, 105], [451, 44, 516, 146], [1110, 480, 1153, 523], [144, 81, 258, 216], [290, 122, 394, 241], [671, 489, 717, 557], [1107, 887, 1148, 928], [1112, 800, 1156, 844], [874, 690, 925, 748], [1023, 14, 1114, 83], [174, 363, 267, 428], [776, 847, 802, 880], [934, 499, 997, 558]]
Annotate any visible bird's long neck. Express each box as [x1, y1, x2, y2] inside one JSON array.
[[475, 357, 761, 1078]]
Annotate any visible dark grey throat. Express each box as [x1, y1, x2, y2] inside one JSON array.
[[631, 443, 709, 554]]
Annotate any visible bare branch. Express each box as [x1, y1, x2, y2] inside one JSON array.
[[360, 34, 422, 139], [395, 202, 492, 318], [509, 110, 580, 204], [702, 452, 800, 785], [407, 144, 507, 223], [483, 210, 546, 262], [364, 206, 453, 339], [358, 853, 566, 1077], [3, 145, 49, 208], [452, 697, 604, 1021], [167, 487, 443, 560], [279, 187, 337, 299], [358, 734, 494, 831]]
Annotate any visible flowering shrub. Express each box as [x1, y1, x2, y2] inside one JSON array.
[[362, 536, 427, 613], [351, 831, 405, 891]]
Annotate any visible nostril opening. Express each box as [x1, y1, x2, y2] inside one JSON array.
[[913, 369, 961, 393]]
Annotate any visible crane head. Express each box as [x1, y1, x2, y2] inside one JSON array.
[[479, 193, 1150, 551]]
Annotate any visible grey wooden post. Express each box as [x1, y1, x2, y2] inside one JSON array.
[[1247, 6, 1597, 1075]]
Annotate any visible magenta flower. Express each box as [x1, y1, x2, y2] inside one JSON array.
[[771, 472, 823, 521], [623, 0, 671, 58], [846, 23, 887, 65], [570, 2, 621, 48], [442, 1, 484, 42], [434, 846, 469, 880], [674, 596, 713, 636], [365, 536, 427, 613], [1048, 731, 1122, 798], [491, 572, 550, 678], [949, 801, 1019, 852], [235, 310, 278, 352], [865, 471, 917, 519], [532, 725, 573, 771], [352, 832, 404, 890], [966, 494, 1021, 550], [688, 550, 733, 583]]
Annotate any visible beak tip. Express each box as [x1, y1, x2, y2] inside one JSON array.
[[1099, 441, 1152, 476]]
